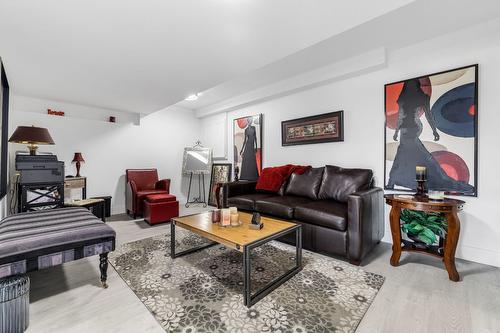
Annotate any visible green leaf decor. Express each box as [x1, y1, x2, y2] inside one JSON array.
[[400, 209, 447, 245]]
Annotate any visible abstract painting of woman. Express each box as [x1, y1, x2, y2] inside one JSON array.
[[385, 65, 477, 196]]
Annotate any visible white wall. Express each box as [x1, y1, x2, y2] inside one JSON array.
[[9, 97, 201, 214], [201, 20, 500, 267]]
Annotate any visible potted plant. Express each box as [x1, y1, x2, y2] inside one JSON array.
[[400, 209, 447, 246]]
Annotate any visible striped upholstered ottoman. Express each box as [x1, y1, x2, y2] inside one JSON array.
[[0, 207, 116, 288]]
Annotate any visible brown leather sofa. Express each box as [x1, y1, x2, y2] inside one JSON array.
[[222, 165, 384, 265], [125, 169, 171, 218]]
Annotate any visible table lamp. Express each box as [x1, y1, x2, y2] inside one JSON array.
[[8, 125, 55, 155], [72, 152, 85, 177]]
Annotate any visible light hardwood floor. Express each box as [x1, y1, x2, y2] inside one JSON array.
[[26, 206, 500, 333]]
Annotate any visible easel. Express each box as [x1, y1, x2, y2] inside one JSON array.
[[185, 172, 206, 208], [185, 141, 208, 208]]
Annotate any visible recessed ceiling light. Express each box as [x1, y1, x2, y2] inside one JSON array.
[[185, 93, 200, 101]]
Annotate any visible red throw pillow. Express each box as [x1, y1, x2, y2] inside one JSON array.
[[256, 164, 310, 192], [255, 166, 288, 192]]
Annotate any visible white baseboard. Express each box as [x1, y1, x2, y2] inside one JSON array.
[[456, 245, 500, 268], [380, 240, 500, 268]]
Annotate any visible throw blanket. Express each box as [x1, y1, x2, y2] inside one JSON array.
[[255, 164, 310, 192]]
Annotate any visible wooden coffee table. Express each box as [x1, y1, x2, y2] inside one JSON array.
[[170, 212, 302, 307]]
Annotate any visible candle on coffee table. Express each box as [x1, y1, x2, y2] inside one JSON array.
[[221, 209, 231, 226]]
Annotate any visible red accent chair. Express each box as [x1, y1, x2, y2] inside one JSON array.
[[125, 169, 171, 218], [144, 194, 179, 225]]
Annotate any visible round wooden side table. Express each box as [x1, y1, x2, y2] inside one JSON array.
[[385, 194, 465, 282]]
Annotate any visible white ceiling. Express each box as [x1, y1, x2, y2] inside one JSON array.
[[0, 0, 415, 114], [182, 0, 500, 115]]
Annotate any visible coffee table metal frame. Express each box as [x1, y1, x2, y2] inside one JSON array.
[[170, 219, 302, 307]]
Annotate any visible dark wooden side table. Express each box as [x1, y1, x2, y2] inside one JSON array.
[[65, 198, 106, 222], [385, 194, 465, 282]]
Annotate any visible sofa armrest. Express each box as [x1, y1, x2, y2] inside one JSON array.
[[155, 179, 171, 192], [347, 187, 384, 265], [222, 181, 257, 208]]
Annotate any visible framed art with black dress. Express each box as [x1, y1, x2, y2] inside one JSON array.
[[0, 58, 10, 200], [233, 114, 262, 181], [384, 64, 478, 196]]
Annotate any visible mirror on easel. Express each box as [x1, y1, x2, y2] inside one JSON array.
[[183, 141, 212, 207]]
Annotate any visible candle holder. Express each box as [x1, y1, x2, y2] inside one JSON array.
[[416, 179, 427, 198]]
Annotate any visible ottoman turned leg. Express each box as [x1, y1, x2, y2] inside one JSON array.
[[99, 252, 109, 288]]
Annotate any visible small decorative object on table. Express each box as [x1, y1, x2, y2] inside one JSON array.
[[415, 165, 427, 197], [249, 212, 264, 230], [428, 190, 445, 201], [220, 208, 231, 227], [211, 209, 221, 223], [109, 116, 116, 123], [229, 207, 240, 226], [72, 152, 85, 177]]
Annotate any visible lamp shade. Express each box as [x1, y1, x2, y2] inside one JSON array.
[[8, 126, 55, 145], [72, 152, 85, 163]]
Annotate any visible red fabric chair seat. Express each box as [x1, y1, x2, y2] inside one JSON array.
[[145, 194, 177, 203]]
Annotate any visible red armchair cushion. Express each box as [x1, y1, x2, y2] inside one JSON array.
[[256, 165, 310, 193], [145, 194, 177, 203]]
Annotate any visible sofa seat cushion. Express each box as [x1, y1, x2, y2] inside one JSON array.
[[227, 193, 278, 211], [255, 196, 312, 219], [294, 200, 348, 231]]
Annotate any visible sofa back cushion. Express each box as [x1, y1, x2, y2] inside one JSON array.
[[318, 165, 373, 202], [285, 167, 324, 200]]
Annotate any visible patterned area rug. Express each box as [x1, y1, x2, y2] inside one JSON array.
[[109, 229, 384, 332]]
